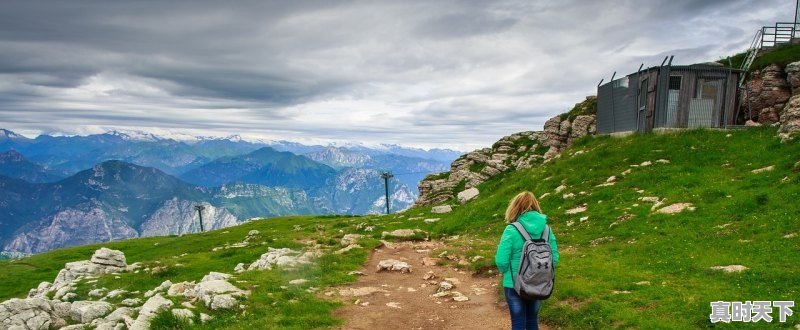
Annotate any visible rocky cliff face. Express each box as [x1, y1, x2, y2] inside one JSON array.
[[745, 60, 800, 138], [745, 64, 792, 125], [305, 147, 371, 168], [4, 205, 139, 254], [140, 199, 239, 237], [416, 107, 597, 206], [317, 168, 416, 214], [4, 199, 239, 254]]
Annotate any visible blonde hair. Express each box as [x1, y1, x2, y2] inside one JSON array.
[[504, 191, 542, 223]]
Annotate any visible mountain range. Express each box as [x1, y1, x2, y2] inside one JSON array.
[[0, 129, 458, 254]]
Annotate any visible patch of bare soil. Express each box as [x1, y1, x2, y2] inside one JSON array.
[[330, 241, 550, 330]]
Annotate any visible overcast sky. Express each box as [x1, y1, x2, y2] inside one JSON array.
[[0, 0, 792, 150]]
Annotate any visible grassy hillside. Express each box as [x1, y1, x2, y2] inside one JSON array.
[[1, 127, 798, 329]]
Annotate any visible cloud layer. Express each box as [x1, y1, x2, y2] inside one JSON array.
[[0, 0, 791, 150]]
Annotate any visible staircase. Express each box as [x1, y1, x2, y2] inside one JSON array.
[[739, 30, 762, 87]]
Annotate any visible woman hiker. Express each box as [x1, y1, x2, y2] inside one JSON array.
[[495, 191, 560, 330]]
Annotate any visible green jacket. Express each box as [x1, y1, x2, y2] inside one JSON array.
[[494, 210, 560, 288]]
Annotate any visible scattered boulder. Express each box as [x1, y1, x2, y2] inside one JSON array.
[[751, 165, 775, 174], [90, 248, 127, 268], [340, 234, 362, 246], [167, 282, 196, 297], [120, 298, 141, 307], [145, 280, 173, 298], [386, 302, 402, 309], [638, 196, 661, 203], [69, 301, 113, 323], [656, 203, 695, 214], [437, 281, 455, 292], [210, 295, 238, 310], [451, 291, 470, 302], [0, 298, 57, 330], [431, 205, 453, 214], [246, 247, 315, 271], [234, 263, 246, 273], [201, 272, 230, 282], [565, 205, 587, 214], [710, 265, 748, 273], [88, 288, 106, 298], [423, 271, 436, 280], [194, 277, 249, 310], [376, 259, 412, 273], [105, 289, 127, 299], [28, 282, 52, 299], [457, 188, 480, 204], [423, 218, 440, 223], [103, 307, 133, 323], [130, 294, 173, 330]]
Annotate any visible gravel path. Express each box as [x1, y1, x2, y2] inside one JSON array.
[[331, 240, 551, 330]]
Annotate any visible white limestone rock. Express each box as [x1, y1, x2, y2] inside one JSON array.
[[0, 298, 55, 330], [167, 282, 196, 298], [201, 272, 230, 282], [376, 259, 412, 273], [130, 294, 173, 330], [457, 188, 480, 204], [431, 205, 453, 214], [340, 234, 362, 246], [90, 248, 127, 268], [69, 301, 113, 323]]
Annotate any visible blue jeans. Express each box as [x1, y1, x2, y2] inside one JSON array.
[[504, 287, 541, 330]]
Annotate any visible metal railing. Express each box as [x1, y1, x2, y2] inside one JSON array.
[[739, 29, 762, 87], [760, 22, 799, 48]]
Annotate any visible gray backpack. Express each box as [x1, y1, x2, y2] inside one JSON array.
[[510, 222, 555, 300]]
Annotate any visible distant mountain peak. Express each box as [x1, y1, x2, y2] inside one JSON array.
[[0, 129, 26, 141], [105, 130, 162, 142]]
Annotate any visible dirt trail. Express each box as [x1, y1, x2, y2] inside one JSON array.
[[330, 240, 550, 330]]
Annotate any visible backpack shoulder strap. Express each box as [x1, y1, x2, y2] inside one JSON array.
[[540, 225, 550, 242], [509, 222, 532, 242]]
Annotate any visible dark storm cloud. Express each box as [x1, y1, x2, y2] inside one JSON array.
[[0, 0, 792, 150]]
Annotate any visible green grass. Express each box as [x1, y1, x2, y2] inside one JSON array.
[[424, 171, 450, 181], [2, 127, 799, 329], [750, 43, 800, 72], [563, 96, 598, 122]]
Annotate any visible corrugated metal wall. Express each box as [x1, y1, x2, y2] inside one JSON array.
[[596, 76, 638, 133], [597, 65, 740, 134]]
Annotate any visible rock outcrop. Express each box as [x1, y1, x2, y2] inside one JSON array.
[[745, 63, 792, 125], [245, 247, 319, 271], [416, 105, 597, 206], [786, 60, 800, 94], [1, 248, 253, 330], [779, 94, 800, 137]]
